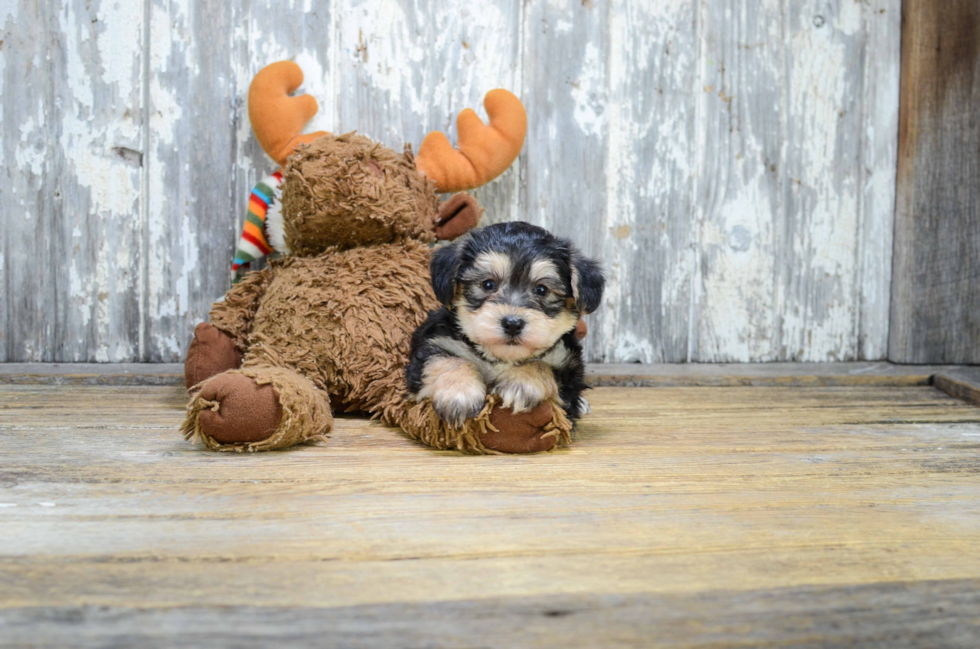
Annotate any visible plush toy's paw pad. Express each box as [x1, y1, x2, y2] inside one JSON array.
[[484, 401, 558, 454], [185, 322, 241, 391], [197, 373, 283, 444]]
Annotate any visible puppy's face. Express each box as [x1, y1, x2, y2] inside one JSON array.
[[431, 222, 604, 362], [455, 251, 578, 362]]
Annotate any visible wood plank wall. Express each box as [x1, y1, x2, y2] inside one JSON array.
[[889, 0, 980, 364], [1, 0, 902, 363]]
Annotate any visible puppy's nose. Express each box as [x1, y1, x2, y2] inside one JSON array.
[[501, 316, 526, 337]]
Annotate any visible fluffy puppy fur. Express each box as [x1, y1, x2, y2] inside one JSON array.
[[406, 222, 604, 428]]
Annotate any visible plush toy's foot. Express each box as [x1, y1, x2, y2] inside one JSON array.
[[484, 402, 561, 453], [195, 373, 283, 444], [184, 322, 241, 391], [400, 395, 572, 454], [181, 365, 334, 452]]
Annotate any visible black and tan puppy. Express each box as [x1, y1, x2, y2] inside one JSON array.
[[407, 222, 604, 428]]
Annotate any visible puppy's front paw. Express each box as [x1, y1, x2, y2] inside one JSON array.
[[492, 363, 558, 414], [432, 384, 486, 429], [494, 381, 543, 414], [417, 356, 488, 428]]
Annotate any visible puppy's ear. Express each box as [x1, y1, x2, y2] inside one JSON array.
[[571, 252, 604, 314], [430, 242, 461, 305]]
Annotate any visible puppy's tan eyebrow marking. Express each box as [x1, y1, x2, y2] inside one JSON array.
[[529, 258, 561, 285], [463, 251, 512, 281]]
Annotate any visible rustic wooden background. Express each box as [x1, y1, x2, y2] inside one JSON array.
[[890, 0, 980, 365], [0, 0, 912, 363]]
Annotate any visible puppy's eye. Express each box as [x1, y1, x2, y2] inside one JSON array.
[[481, 280, 497, 291], [534, 284, 549, 297]]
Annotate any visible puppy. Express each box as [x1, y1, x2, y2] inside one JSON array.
[[406, 222, 604, 428]]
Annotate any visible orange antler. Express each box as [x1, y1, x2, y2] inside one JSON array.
[[248, 61, 329, 167], [415, 89, 527, 192]]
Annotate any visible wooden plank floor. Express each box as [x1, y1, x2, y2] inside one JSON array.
[[2, 381, 980, 646]]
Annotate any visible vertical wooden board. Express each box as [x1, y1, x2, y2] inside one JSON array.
[[522, 0, 610, 361], [0, 8, 7, 361], [590, 0, 698, 363], [890, 0, 980, 364], [1, 0, 143, 362], [694, 0, 897, 362], [335, 0, 523, 225], [0, 3, 28, 363], [780, 0, 866, 362], [144, 0, 241, 361], [692, 0, 785, 362], [857, 0, 901, 360]]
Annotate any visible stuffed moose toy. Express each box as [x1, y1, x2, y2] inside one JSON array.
[[182, 61, 577, 454]]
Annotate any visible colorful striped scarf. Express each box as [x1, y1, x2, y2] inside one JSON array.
[[231, 172, 283, 283]]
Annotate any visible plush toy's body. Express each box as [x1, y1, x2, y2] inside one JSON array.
[[185, 239, 434, 451], [181, 62, 575, 454]]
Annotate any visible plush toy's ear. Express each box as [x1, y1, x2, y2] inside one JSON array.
[[430, 242, 461, 306], [435, 194, 481, 240], [571, 253, 604, 315]]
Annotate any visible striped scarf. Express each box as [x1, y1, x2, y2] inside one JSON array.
[[231, 172, 283, 283]]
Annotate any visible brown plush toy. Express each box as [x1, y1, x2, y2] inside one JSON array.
[[182, 61, 577, 454]]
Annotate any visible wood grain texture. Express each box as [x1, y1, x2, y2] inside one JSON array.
[[525, 0, 699, 364], [859, 0, 902, 361], [143, 0, 243, 362], [3, 581, 980, 647], [693, 0, 784, 363], [1, 382, 979, 644], [934, 368, 980, 408], [2, 1, 902, 363], [0, 362, 187, 385], [1, 0, 144, 362], [585, 361, 945, 388], [0, 361, 973, 389], [889, 0, 980, 364], [521, 0, 611, 361], [693, 0, 901, 362]]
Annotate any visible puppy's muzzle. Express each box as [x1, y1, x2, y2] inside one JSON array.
[[501, 315, 526, 338]]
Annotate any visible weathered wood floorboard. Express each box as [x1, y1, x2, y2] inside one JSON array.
[[933, 368, 980, 408], [2, 581, 979, 648], [2, 362, 977, 391], [1, 381, 979, 644]]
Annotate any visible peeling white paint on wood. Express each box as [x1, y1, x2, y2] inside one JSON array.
[[1, 0, 900, 363], [692, 0, 899, 362], [858, 0, 900, 362], [2, 0, 143, 362]]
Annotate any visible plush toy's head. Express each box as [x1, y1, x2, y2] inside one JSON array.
[[278, 133, 440, 253], [247, 61, 527, 257]]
